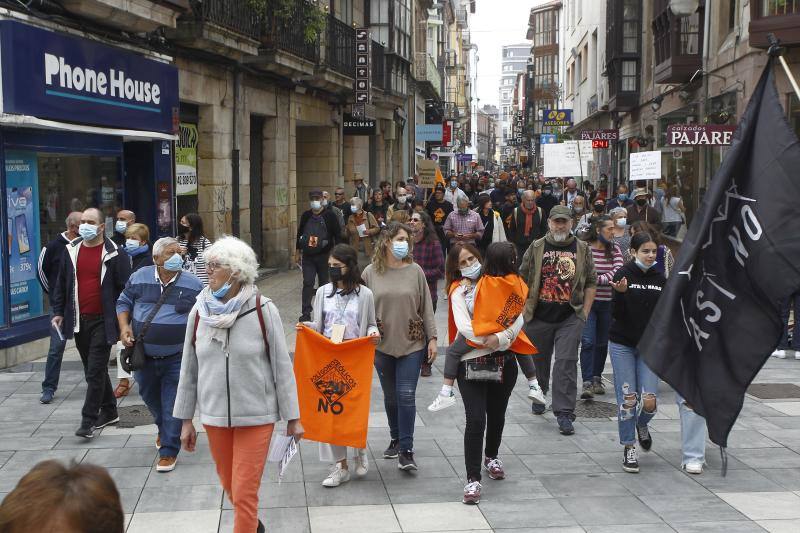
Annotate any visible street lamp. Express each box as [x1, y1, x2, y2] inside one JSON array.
[[669, 0, 700, 17]]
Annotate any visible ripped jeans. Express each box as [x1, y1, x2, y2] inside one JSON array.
[[609, 342, 659, 446]]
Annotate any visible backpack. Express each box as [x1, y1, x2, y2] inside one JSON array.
[[299, 213, 330, 255]]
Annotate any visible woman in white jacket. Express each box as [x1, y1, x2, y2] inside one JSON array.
[[298, 244, 380, 487]]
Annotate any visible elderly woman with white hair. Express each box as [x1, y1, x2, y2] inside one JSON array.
[[173, 236, 303, 533], [346, 196, 380, 258], [609, 207, 631, 254], [116, 237, 204, 472]]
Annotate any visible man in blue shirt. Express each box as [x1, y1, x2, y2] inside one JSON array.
[[117, 237, 203, 473]]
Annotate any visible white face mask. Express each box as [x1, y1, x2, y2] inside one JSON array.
[[616, 217, 627, 227], [397, 195, 407, 204], [310, 200, 322, 210]]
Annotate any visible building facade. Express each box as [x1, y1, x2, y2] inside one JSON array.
[[0, 0, 465, 365], [498, 43, 530, 165]]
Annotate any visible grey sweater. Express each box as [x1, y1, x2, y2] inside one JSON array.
[[173, 294, 300, 427]]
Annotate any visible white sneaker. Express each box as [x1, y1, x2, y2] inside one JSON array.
[[428, 393, 456, 412], [528, 383, 546, 405], [795, 350, 800, 360], [683, 461, 704, 475], [772, 349, 788, 359], [322, 463, 351, 487], [354, 450, 369, 477]]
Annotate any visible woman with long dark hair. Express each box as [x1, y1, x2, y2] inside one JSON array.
[[441, 242, 536, 504], [362, 222, 437, 471], [608, 232, 667, 473], [178, 213, 212, 286], [299, 244, 380, 487], [629, 221, 675, 277], [474, 194, 507, 258], [409, 211, 445, 377], [367, 189, 389, 226], [580, 215, 624, 399]]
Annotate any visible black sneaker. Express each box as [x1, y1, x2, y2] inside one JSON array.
[[299, 314, 311, 322], [257, 519, 265, 533], [383, 439, 399, 459], [581, 381, 594, 400], [95, 411, 120, 429], [637, 425, 652, 452], [531, 403, 546, 415], [75, 424, 95, 439], [623, 445, 639, 473], [557, 415, 575, 435], [398, 450, 418, 471]]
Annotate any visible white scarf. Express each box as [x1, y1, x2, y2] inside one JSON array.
[[196, 284, 255, 330]]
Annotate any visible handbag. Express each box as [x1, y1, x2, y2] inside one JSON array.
[[465, 355, 504, 382], [121, 272, 182, 373]]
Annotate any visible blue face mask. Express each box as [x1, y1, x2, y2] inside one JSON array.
[[460, 261, 482, 280], [79, 223, 99, 241], [392, 241, 409, 260], [635, 258, 652, 271], [212, 274, 234, 299], [618, 193, 629, 202], [163, 253, 184, 272], [115, 221, 128, 234]]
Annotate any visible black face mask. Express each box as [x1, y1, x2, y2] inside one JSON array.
[[636, 198, 648, 207], [179, 223, 191, 233], [329, 266, 344, 282], [594, 205, 604, 213]]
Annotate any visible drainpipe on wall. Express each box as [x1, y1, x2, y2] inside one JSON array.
[[700, 5, 712, 206], [232, 67, 242, 237]]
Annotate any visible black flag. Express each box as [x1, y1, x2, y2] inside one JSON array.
[[638, 58, 800, 448]]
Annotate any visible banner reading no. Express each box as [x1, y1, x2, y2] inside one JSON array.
[[294, 326, 375, 449]]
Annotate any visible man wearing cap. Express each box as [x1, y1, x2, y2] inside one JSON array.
[[626, 188, 662, 230], [351, 172, 371, 205], [519, 205, 597, 436], [295, 190, 342, 322]]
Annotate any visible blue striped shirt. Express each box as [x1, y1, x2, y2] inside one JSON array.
[[116, 266, 203, 357]]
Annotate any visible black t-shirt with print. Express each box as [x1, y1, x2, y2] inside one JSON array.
[[534, 239, 578, 323]]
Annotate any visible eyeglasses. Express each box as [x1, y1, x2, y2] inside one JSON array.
[[410, 217, 422, 222], [334, 192, 344, 196], [206, 261, 228, 272]]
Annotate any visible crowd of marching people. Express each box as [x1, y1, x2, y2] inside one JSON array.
[[4, 167, 797, 532]]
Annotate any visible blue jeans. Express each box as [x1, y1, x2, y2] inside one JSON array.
[[374, 349, 425, 452], [676, 393, 707, 465], [609, 342, 659, 445], [135, 354, 182, 457], [779, 291, 800, 350], [42, 315, 67, 393], [580, 300, 612, 382]]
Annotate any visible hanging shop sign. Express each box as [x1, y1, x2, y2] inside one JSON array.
[[442, 121, 453, 146], [5, 151, 44, 323], [580, 129, 619, 141], [354, 28, 371, 107], [540, 133, 557, 145], [666, 124, 737, 146], [415, 124, 443, 142], [456, 153, 473, 162], [0, 20, 179, 134], [343, 114, 376, 135], [542, 109, 573, 127]]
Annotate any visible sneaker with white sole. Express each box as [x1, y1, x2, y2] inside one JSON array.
[[322, 463, 351, 487], [622, 445, 639, 473], [483, 457, 505, 480], [354, 450, 369, 477], [795, 351, 800, 360], [683, 461, 704, 475], [428, 393, 456, 412], [462, 480, 481, 504], [772, 349, 788, 359], [528, 383, 546, 405], [156, 456, 177, 473]]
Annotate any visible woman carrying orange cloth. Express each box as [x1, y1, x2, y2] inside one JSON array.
[[428, 242, 545, 415]]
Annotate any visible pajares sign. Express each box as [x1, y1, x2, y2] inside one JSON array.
[[0, 20, 179, 134], [666, 124, 737, 146], [580, 129, 619, 141]]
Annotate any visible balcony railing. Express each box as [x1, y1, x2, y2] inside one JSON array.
[[198, 0, 260, 40], [325, 14, 355, 77], [415, 52, 441, 96], [262, 2, 320, 63], [762, 0, 799, 15], [372, 41, 385, 90]]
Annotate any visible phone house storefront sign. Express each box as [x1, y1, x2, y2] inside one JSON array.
[[666, 124, 737, 146]]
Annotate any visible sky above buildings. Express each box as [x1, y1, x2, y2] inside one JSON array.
[[472, 0, 549, 108]]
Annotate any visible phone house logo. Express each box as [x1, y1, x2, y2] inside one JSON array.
[[44, 53, 162, 112]]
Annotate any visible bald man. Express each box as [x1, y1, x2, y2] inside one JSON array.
[[38, 211, 82, 404], [112, 209, 136, 247], [51, 207, 132, 438]]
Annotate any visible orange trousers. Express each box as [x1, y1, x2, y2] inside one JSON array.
[[205, 424, 274, 533]]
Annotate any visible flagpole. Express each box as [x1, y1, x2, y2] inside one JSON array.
[[768, 33, 800, 102]]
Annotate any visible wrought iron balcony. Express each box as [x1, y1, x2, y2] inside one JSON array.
[[199, 0, 260, 39], [325, 14, 356, 78], [170, 0, 260, 57], [261, 2, 320, 63], [415, 52, 442, 98]]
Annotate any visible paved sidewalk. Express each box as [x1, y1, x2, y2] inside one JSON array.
[[1, 271, 800, 532]]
